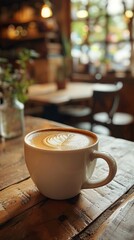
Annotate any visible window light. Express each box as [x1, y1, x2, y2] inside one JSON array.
[[76, 9, 88, 19]]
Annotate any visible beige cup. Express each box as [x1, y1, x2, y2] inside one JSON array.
[[24, 128, 117, 200]]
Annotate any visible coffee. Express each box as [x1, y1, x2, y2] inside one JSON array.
[[26, 129, 96, 151], [24, 127, 117, 199]]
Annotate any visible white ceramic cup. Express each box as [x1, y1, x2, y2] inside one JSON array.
[[24, 128, 117, 200]]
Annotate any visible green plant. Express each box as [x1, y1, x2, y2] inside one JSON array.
[[0, 48, 39, 103]]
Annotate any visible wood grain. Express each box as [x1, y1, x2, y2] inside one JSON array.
[[92, 193, 134, 240], [0, 116, 134, 240]]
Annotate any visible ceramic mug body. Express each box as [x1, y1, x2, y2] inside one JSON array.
[[24, 128, 117, 200]]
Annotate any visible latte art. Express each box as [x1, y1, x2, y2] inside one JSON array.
[[44, 133, 75, 148], [43, 132, 91, 150], [27, 130, 96, 150]]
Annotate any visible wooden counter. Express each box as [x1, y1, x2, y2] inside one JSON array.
[[0, 116, 134, 240]]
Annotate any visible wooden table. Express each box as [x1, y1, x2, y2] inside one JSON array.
[[28, 82, 118, 105], [28, 82, 94, 104], [0, 116, 134, 240]]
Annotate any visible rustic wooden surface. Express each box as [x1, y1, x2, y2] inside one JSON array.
[[0, 116, 134, 240], [92, 192, 134, 240]]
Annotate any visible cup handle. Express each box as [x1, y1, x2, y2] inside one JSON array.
[[81, 150, 117, 189]]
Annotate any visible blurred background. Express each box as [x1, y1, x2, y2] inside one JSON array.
[[0, 0, 134, 139]]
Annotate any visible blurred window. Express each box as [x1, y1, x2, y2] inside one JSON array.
[[71, 0, 134, 77]]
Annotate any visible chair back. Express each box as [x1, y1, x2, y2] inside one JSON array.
[[91, 82, 123, 122]]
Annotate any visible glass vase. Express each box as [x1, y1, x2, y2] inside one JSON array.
[[0, 95, 24, 139]]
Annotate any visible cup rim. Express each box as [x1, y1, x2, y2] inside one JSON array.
[[24, 127, 98, 152]]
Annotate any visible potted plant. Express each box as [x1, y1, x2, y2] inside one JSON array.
[[0, 48, 39, 139], [56, 64, 68, 90]]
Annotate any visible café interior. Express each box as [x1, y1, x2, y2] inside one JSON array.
[[0, 0, 134, 141], [0, 1, 134, 239]]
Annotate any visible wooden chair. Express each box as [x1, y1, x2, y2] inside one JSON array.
[[76, 82, 134, 140]]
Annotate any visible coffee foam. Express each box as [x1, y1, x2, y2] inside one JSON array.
[[27, 130, 96, 151]]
